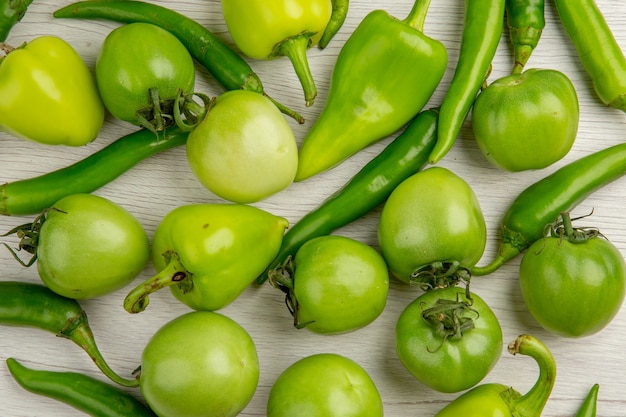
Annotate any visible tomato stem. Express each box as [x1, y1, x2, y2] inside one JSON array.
[[123, 251, 190, 314]]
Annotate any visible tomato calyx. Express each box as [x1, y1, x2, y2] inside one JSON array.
[[267, 256, 314, 329], [420, 286, 479, 352], [0, 207, 63, 267], [136, 88, 212, 135], [410, 260, 471, 290], [123, 250, 190, 313], [542, 211, 603, 246]]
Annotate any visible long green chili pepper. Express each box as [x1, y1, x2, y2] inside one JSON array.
[[0, 0, 34, 42], [429, 0, 505, 164], [53, 0, 303, 123], [506, 0, 545, 74], [0, 127, 188, 217], [6, 358, 156, 417], [471, 142, 626, 276], [256, 108, 438, 285], [575, 384, 599, 417], [554, 0, 626, 112], [318, 0, 349, 49], [0, 281, 139, 387]]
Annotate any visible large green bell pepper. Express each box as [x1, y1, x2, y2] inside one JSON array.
[[294, 0, 447, 182]]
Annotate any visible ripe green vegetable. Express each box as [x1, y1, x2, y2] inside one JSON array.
[[0, 36, 104, 146], [378, 166, 486, 287], [519, 212, 626, 337], [269, 235, 389, 334], [140, 311, 259, 417], [124, 204, 288, 313], [3, 193, 149, 300], [472, 68, 579, 171], [186, 90, 298, 204], [221, 0, 332, 106], [396, 287, 503, 393], [267, 353, 383, 417]]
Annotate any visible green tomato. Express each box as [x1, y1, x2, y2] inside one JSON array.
[[396, 287, 503, 393], [36, 193, 149, 299], [140, 311, 259, 417], [186, 90, 298, 204], [267, 353, 383, 417], [519, 232, 626, 337], [377, 166, 486, 286], [289, 235, 389, 334], [140, 204, 288, 312], [472, 68, 579, 171], [0, 36, 104, 146], [96, 22, 195, 127]]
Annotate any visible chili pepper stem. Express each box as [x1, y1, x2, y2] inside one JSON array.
[[264, 93, 305, 124], [402, 0, 432, 31], [277, 34, 318, 107], [68, 322, 140, 388], [318, 0, 349, 49], [507, 334, 556, 416], [469, 242, 520, 276], [123, 252, 189, 314], [575, 384, 599, 417]]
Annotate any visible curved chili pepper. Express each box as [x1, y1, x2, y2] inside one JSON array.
[[0, 281, 139, 387], [319, 0, 349, 49], [0, 127, 187, 217], [6, 358, 156, 417], [506, 0, 545, 74], [429, 0, 505, 164], [575, 384, 599, 417], [471, 142, 626, 276], [53, 0, 303, 123], [554, 0, 626, 112], [256, 108, 438, 285], [0, 0, 34, 42]]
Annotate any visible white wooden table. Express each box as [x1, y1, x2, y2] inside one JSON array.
[[1, 1, 626, 415]]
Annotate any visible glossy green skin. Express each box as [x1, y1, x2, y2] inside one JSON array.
[[435, 383, 516, 417], [292, 235, 389, 334], [0, 36, 104, 146], [396, 287, 503, 393], [520, 236, 626, 337], [95, 22, 195, 125], [377, 166, 487, 283], [140, 311, 259, 417], [37, 193, 149, 300], [267, 353, 383, 417], [0, 0, 34, 42], [186, 90, 298, 204], [153, 204, 288, 311], [472, 68, 579, 172], [506, 0, 545, 72], [295, 9, 447, 181]]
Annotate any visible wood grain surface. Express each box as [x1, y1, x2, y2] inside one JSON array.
[[1, 1, 625, 416]]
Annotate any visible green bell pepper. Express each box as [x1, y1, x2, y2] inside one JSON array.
[[221, 0, 332, 107], [295, 0, 447, 182], [0, 36, 104, 146]]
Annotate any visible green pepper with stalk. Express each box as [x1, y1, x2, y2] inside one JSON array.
[[221, 0, 332, 107], [295, 0, 447, 182]]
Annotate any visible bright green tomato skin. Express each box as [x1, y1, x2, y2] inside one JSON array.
[[293, 235, 389, 334], [140, 311, 259, 417], [377, 167, 486, 283], [434, 383, 514, 416], [267, 353, 383, 417], [396, 287, 503, 393], [186, 90, 298, 204], [519, 236, 626, 337], [472, 68, 579, 172], [37, 193, 149, 299], [152, 204, 288, 311], [95, 22, 195, 125]]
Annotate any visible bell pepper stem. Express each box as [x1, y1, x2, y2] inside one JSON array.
[[402, 0, 432, 32], [123, 252, 189, 314], [507, 334, 556, 417], [575, 384, 599, 417], [277, 34, 317, 107]]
